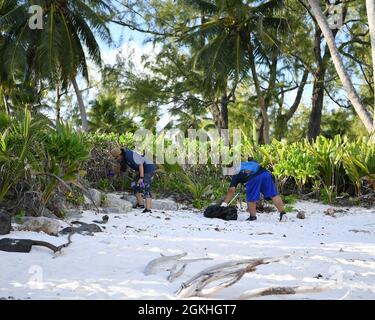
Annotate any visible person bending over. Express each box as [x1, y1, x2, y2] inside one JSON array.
[[222, 159, 286, 222], [111, 148, 155, 213]]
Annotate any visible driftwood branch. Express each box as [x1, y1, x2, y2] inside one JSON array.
[[144, 252, 188, 275], [167, 258, 213, 282], [167, 264, 187, 282], [144, 252, 213, 281], [176, 256, 289, 298], [237, 283, 335, 299]]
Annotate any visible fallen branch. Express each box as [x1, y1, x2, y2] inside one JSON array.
[[237, 283, 335, 299], [144, 252, 188, 275], [167, 264, 187, 282], [176, 256, 288, 298], [167, 258, 213, 282], [144, 252, 213, 281]]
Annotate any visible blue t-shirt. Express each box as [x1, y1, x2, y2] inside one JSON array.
[[239, 161, 260, 173], [229, 161, 262, 187], [121, 149, 155, 173]]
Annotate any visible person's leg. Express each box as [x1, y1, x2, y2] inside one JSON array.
[[245, 177, 261, 220], [131, 175, 144, 208], [271, 195, 284, 212], [142, 171, 154, 212], [260, 171, 286, 221], [135, 193, 144, 206], [145, 198, 152, 210], [247, 202, 257, 217]]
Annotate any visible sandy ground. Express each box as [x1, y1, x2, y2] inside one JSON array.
[[1, 200, 375, 300]]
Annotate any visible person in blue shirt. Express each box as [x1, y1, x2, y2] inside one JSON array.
[[221, 158, 286, 222], [111, 148, 156, 213]]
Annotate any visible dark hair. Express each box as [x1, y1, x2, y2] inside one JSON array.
[[119, 148, 127, 172], [247, 156, 254, 161]]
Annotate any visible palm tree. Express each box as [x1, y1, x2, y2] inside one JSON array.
[[366, 0, 375, 127], [88, 93, 138, 132], [307, 0, 374, 135], [169, 100, 216, 132], [179, 0, 287, 143], [0, 0, 112, 130]]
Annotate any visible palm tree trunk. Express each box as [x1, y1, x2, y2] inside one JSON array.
[[219, 93, 229, 130], [248, 42, 270, 144], [366, 0, 375, 127], [56, 86, 61, 124], [308, 66, 327, 141], [72, 77, 89, 132], [308, 0, 374, 134], [210, 102, 222, 131]]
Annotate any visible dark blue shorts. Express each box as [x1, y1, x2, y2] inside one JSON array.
[[245, 171, 278, 202]]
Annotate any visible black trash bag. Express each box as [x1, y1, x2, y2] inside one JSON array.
[[203, 205, 238, 221]]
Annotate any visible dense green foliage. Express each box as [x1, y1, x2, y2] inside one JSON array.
[[0, 1, 375, 214]]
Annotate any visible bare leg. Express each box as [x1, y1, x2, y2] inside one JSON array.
[[271, 195, 284, 212], [135, 193, 144, 206], [247, 202, 257, 217], [145, 198, 152, 210], [272, 195, 287, 221]]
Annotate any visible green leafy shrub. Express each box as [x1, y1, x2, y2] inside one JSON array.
[[15, 209, 26, 224], [98, 178, 111, 191], [320, 185, 337, 204], [43, 122, 90, 203], [283, 194, 298, 205], [0, 109, 48, 202], [341, 137, 375, 196], [66, 191, 85, 206]]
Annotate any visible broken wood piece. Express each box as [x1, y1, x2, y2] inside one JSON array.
[[144, 252, 213, 280], [144, 252, 188, 275], [167, 264, 187, 282], [176, 256, 288, 298], [237, 283, 335, 299], [167, 258, 213, 282]]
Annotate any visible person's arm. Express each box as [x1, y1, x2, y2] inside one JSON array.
[[222, 187, 236, 205], [138, 164, 144, 185], [221, 174, 240, 206]]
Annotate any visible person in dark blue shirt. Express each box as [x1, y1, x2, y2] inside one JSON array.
[[111, 148, 155, 213], [221, 158, 286, 222]]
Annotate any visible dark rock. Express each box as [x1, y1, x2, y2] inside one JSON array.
[[59, 227, 74, 235], [18, 217, 61, 236], [0, 210, 12, 235], [59, 222, 102, 236], [296, 211, 306, 219], [92, 215, 109, 224], [47, 193, 70, 216]]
